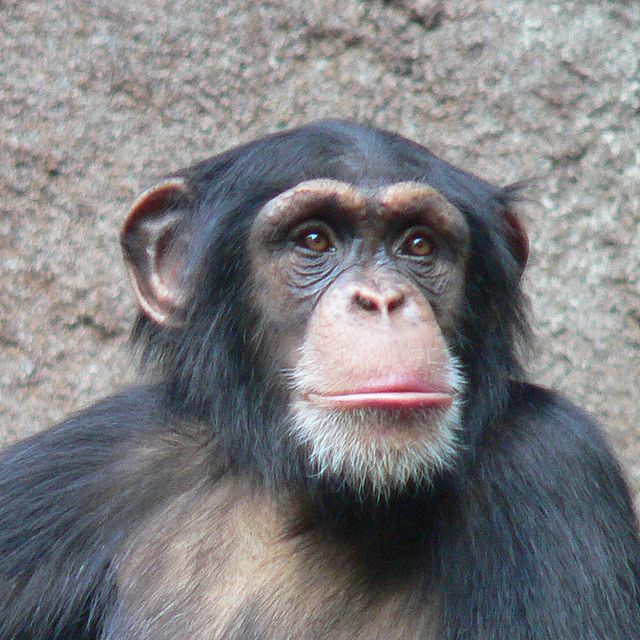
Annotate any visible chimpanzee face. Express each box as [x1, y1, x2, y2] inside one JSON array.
[[248, 179, 470, 497]]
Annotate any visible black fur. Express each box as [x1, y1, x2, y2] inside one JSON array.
[[1, 121, 638, 639]]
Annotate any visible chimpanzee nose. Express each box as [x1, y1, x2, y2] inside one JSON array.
[[351, 286, 406, 314]]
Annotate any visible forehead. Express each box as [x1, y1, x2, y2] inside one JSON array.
[[256, 179, 468, 236]]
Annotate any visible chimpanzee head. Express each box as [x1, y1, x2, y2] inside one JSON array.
[[121, 120, 529, 499]]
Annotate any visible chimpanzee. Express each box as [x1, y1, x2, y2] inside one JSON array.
[[1, 120, 639, 640]]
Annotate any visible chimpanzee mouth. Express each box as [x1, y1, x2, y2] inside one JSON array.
[[306, 390, 453, 411], [304, 379, 454, 411]]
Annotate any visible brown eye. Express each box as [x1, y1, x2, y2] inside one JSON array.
[[401, 232, 433, 257], [296, 228, 333, 253]]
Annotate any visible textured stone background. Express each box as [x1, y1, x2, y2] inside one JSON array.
[[1, 1, 639, 494]]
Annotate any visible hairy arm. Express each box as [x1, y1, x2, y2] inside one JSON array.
[[0, 387, 207, 640]]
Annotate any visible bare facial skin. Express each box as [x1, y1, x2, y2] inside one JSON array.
[[250, 181, 470, 497]]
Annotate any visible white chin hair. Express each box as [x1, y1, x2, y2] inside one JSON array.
[[288, 358, 466, 500]]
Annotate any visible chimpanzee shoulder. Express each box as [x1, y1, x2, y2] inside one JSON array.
[[0, 386, 210, 640], [441, 382, 640, 639]]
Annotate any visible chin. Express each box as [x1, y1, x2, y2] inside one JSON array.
[[288, 363, 466, 500]]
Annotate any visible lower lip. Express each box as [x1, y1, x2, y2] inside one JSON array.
[[306, 391, 453, 410]]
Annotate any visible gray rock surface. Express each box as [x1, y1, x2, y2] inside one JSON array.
[[1, 1, 639, 494]]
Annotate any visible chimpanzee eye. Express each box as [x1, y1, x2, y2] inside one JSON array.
[[293, 224, 335, 253], [399, 230, 434, 258]]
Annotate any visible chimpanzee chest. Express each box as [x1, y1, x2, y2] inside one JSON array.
[[109, 481, 439, 639]]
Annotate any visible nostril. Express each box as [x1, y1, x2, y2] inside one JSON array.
[[353, 292, 379, 312], [387, 292, 405, 313]]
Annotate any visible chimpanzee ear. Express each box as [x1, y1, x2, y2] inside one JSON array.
[[120, 178, 192, 326], [502, 209, 529, 276]]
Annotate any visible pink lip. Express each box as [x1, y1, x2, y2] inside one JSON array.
[[306, 378, 453, 410]]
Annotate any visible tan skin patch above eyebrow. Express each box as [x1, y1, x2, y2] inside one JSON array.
[[257, 179, 368, 229], [376, 182, 469, 239]]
